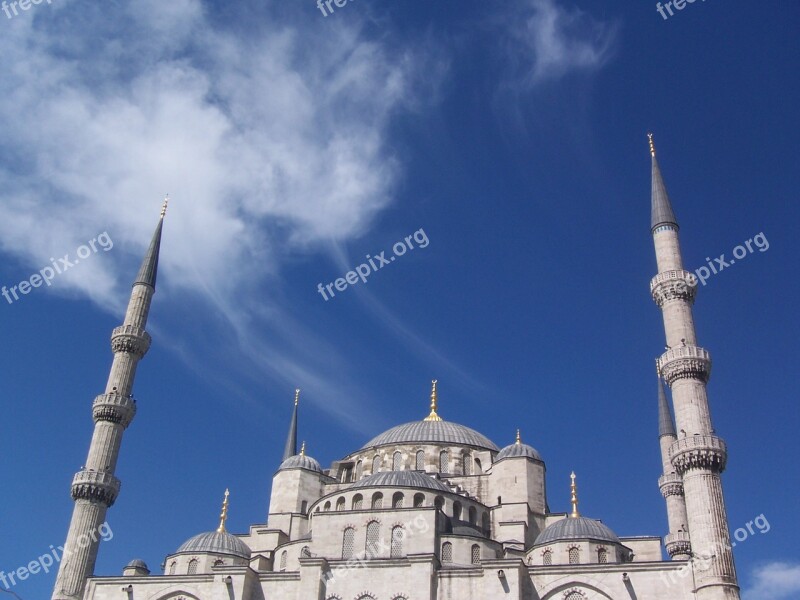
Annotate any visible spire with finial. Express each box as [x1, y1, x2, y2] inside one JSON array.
[[300, 441, 306, 456], [648, 133, 679, 233], [160, 194, 169, 219], [216, 488, 230, 533], [424, 380, 442, 422], [570, 472, 580, 518], [282, 388, 300, 461], [515, 429, 522, 445], [134, 198, 168, 289]]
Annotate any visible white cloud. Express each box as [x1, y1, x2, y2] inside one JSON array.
[[742, 561, 800, 600]]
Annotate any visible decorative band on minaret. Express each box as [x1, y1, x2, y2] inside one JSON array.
[[648, 136, 740, 600], [52, 200, 168, 600]]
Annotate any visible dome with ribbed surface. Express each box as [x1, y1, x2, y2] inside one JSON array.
[[534, 516, 619, 546], [362, 420, 499, 451], [125, 559, 149, 569], [351, 471, 451, 492], [495, 442, 543, 462], [279, 453, 322, 472], [176, 531, 251, 558]]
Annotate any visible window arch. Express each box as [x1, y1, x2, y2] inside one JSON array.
[[300, 500, 308, 513], [441, 541, 453, 563], [366, 521, 381, 558], [482, 512, 491, 534], [415, 450, 425, 470], [336, 497, 345, 511], [280, 550, 288, 571], [356, 596, 376, 600], [434, 496, 444, 510], [187, 558, 198, 574], [392, 491, 404, 508], [323, 501, 331, 512], [452, 501, 462, 521], [371, 492, 383, 509], [542, 549, 552, 565], [471, 544, 481, 564], [565, 593, 585, 600], [390, 526, 405, 558], [213, 558, 224, 567], [413, 493, 425, 508], [474, 457, 482, 473], [393, 451, 402, 471], [168, 561, 176, 575], [301, 546, 311, 558], [568, 546, 580, 564], [462, 453, 471, 475], [598, 547, 608, 563], [468, 506, 477, 525], [439, 450, 449, 473], [352, 493, 363, 510], [342, 527, 355, 559], [372, 455, 381, 473], [356, 460, 363, 480]]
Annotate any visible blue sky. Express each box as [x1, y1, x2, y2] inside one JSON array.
[[0, 0, 798, 598]]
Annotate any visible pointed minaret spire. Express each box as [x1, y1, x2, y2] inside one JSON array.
[[282, 389, 300, 461], [649, 134, 679, 233], [570, 472, 580, 518], [424, 379, 442, 422], [53, 203, 167, 600], [217, 488, 230, 533], [658, 378, 676, 438]]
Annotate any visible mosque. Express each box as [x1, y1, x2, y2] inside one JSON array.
[[51, 137, 741, 599]]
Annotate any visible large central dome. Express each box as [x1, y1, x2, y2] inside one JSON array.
[[361, 420, 499, 451]]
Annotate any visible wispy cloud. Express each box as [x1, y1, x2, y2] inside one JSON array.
[[742, 561, 800, 600]]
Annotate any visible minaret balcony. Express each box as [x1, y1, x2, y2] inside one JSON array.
[[111, 325, 152, 358], [658, 473, 684, 497], [92, 393, 137, 428], [669, 435, 727, 475], [650, 270, 698, 306], [664, 531, 692, 558], [71, 470, 121, 506], [657, 345, 711, 385]]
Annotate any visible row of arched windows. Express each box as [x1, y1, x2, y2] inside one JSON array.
[[327, 595, 407, 600], [357, 450, 484, 476], [540, 547, 607, 565], [342, 523, 406, 559], [440, 542, 481, 565], [322, 491, 429, 512]]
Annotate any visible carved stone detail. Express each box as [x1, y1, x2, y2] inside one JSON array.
[[658, 473, 684, 497], [71, 470, 121, 506], [657, 345, 711, 385], [110, 325, 151, 358], [651, 270, 698, 306], [92, 393, 137, 428], [669, 435, 727, 474], [664, 531, 692, 558]]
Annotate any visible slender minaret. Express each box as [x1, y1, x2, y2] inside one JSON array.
[[648, 135, 740, 599], [52, 201, 168, 600], [282, 389, 300, 461], [657, 376, 691, 560]]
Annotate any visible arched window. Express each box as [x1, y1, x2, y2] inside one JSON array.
[[598, 547, 608, 564], [352, 494, 363, 510], [168, 561, 176, 575], [415, 450, 425, 470], [301, 546, 311, 558], [471, 544, 481, 564], [300, 500, 308, 513], [565, 593, 584, 600], [542, 550, 552, 565], [392, 491, 404, 508], [569, 547, 580, 564], [462, 453, 471, 475], [371, 492, 383, 509], [372, 455, 381, 473], [356, 460, 363, 480], [468, 506, 477, 525], [213, 559, 224, 567], [413, 493, 425, 508], [482, 512, 491, 534], [323, 501, 331, 512], [187, 558, 198, 574], [474, 457, 482, 473], [434, 496, 444, 510], [366, 521, 381, 558], [439, 450, 449, 473], [393, 451, 402, 471], [342, 527, 355, 559], [356, 596, 376, 600], [441, 541, 453, 563], [336, 497, 346, 511], [280, 551, 288, 571], [452, 501, 462, 521], [390, 526, 404, 558]]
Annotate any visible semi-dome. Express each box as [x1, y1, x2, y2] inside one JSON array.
[[362, 420, 499, 451], [351, 470, 451, 492], [279, 453, 322, 473], [534, 516, 620, 546], [176, 531, 251, 558]]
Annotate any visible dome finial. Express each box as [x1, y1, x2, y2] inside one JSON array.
[[217, 488, 230, 533], [424, 379, 443, 422], [294, 388, 300, 406], [570, 472, 580, 518], [648, 133, 656, 157], [300, 441, 306, 456], [515, 429, 521, 445], [160, 194, 169, 219]]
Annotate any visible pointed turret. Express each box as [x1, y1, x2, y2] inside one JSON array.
[[649, 134, 679, 232], [133, 204, 166, 288], [282, 389, 300, 461], [658, 378, 676, 438]]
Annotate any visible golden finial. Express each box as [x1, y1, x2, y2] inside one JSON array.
[[300, 441, 306, 456], [294, 388, 300, 406], [647, 133, 656, 157], [570, 472, 580, 518], [424, 380, 443, 422], [216, 488, 230, 533], [516, 429, 522, 445], [160, 194, 169, 219]]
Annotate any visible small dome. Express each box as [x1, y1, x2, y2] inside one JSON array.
[[279, 453, 322, 473], [362, 420, 499, 451], [495, 441, 542, 462], [351, 470, 451, 492], [534, 516, 620, 546], [176, 531, 251, 559], [125, 559, 149, 569]]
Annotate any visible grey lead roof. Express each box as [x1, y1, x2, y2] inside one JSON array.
[[279, 454, 322, 473], [495, 442, 543, 462], [361, 420, 499, 451], [534, 516, 620, 546], [133, 217, 164, 289], [350, 471, 451, 492], [658, 378, 676, 438], [651, 153, 679, 232], [176, 531, 251, 558]]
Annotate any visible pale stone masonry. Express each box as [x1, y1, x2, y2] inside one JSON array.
[[57, 138, 742, 599]]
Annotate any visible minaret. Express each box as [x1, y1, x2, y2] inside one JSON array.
[[52, 200, 168, 600], [282, 389, 300, 461], [648, 135, 740, 599], [657, 376, 691, 560]]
